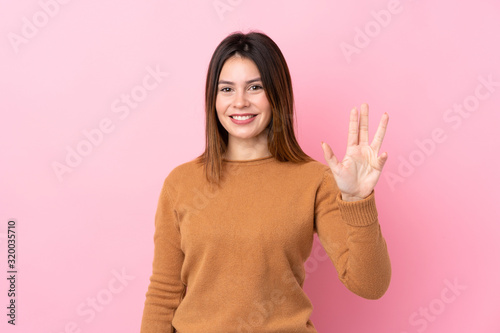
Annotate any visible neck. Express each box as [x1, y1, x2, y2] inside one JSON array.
[[224, 129, 270, 160]]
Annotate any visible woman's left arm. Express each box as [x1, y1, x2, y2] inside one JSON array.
[[317, 103, 391, 299]]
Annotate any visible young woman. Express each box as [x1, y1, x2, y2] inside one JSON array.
[[140, 31, 391, 333]]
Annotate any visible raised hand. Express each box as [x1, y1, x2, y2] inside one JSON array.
[[321, 103, 389, 202]]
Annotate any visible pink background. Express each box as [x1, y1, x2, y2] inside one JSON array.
[[1, 0, 499, 332]]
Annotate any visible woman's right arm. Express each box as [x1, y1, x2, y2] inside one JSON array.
[[140, 178, 186, 333]]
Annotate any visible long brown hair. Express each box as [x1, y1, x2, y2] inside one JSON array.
[[195, 31, 314, 185]]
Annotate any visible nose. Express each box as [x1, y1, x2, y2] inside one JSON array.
[[233, 90, 249, 109]]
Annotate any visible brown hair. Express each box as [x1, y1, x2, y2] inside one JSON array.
[[195, 31, 314, 185]]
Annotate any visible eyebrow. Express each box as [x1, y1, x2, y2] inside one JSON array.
[[218, 78, 262, 85]]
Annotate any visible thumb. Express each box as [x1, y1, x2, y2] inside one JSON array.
[[321, 141, 339, 170], [378, 152, 389, 169]]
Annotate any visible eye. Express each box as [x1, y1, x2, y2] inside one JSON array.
[[249, 85, 263, 91], [219, 87, 232, 92]]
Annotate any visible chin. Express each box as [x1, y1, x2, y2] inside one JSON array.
[[229, 133, 258, 139], [232, 131, 268, 140]]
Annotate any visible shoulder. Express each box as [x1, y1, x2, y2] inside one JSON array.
[[161, 157, 204, 189], [298, 158, 339, 190], [296, 159, 341, 197], [291, 157, 330, 178], [275, 157, 331, 189]]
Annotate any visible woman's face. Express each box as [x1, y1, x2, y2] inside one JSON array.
[[216, 55, 272, 143]]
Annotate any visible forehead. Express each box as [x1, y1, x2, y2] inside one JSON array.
[[219, 56, 261, 80]]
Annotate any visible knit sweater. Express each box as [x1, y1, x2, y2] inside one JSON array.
[[140, 155, 391, 333]]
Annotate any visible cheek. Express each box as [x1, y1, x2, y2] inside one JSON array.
[[215, 98, 223, 117], [255, 95, 271, 112], [257, 97, 272, 117], [216, 96, 230, 113]]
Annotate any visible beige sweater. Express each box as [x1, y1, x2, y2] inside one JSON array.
[[140, 155, 391, 333]]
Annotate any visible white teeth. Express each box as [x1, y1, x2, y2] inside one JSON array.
[[232, 115, 255, 120]]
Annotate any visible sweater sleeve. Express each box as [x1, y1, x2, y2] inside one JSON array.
[[141, 178, 186, 333], [314, 168, 391, 300]]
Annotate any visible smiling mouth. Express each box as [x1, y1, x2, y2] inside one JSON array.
[[230, 115, 257, 120]]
